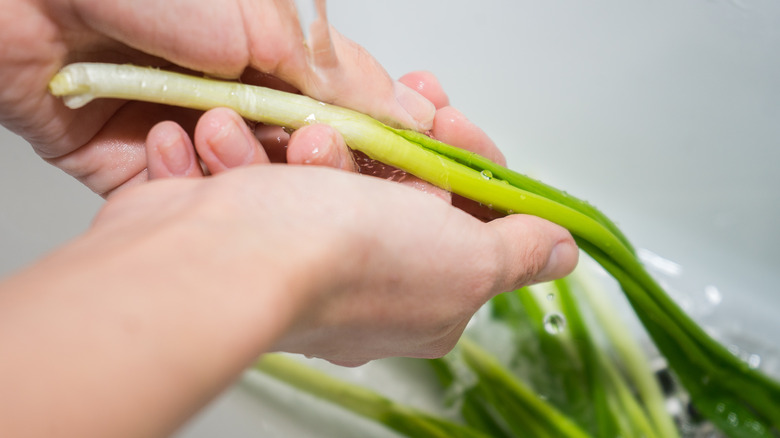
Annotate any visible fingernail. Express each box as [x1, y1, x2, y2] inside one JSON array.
[[159, 131, 192, 175], [289, 124, 349, 169], [534, 241, 579, 284], [209, 118, 253, 167], [394, 81, 435, 131]]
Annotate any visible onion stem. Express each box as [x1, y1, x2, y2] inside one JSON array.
[[254, 354, 488, 438]]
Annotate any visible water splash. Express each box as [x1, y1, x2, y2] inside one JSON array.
[[704, 285, 722, 305], [638, 248, 683, 277], [747, 353, 761, 369]]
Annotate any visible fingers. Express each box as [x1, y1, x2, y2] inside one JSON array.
[[398, 71, 507, 216], [398, 71, 450, 110], [200, 108, 357, 172], [146, 121, 203, 179], [487, 214, 579, 292], [431, 107, 507, 166], [399, 72, 507, 166], [148, 108, 273, 180], [193, 108, 270, 173], [148, 107, 358, 181], [286, 124, 357, 171]]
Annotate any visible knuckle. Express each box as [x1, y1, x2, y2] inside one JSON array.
[[517, 240, 549, 286]]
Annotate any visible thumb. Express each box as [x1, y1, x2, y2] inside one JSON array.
[[487, 214, 579, 293]]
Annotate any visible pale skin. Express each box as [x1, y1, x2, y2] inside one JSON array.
[[0, 0, 579, 437]]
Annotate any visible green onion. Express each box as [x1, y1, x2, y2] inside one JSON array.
[[572, 268, 678, 438], [253, 354, 489, 438], [450, 337, 592, 438], [482, 274, 675, 438], [50, 62, 780, 437]]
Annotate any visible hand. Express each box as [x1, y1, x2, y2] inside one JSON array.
[[0, 0, 434, 196], [143, 70, 579, 365], [0, 144, 576, 437]]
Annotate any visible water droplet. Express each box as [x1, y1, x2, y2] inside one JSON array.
[[546, 293, 555, 301], [747, 354, 761, 369], [543, 312, 566, 335], [304, 113, 317, 124], [747, 420, 765, 433], [480, 170, 493, 180], [727, 411, 739, 427], [704, 285, 722, 305], [716, 403, 726, 413], [507, 209, 515, 214]]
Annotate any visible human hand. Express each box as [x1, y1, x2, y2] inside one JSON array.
[[89, 166, 577, 368], [142, 70, 579, 365], [0, 155, 574, 436], [0, 0, 434, 196]]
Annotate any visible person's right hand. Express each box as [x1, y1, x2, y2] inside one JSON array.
[[0, 148, 577, 437], [90, 161, 578, 368]]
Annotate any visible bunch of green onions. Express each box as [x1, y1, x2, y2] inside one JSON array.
[[50, 63, 780, 437]]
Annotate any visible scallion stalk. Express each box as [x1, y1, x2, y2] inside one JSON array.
[[253, 354, 488, 438], [572, 267, 679, 438], [456, 337, 591, 438]]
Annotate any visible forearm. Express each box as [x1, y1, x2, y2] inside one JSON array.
[[0, 219, 303, 438]]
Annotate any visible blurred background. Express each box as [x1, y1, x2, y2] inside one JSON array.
[[2, 0, 778, 436]]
